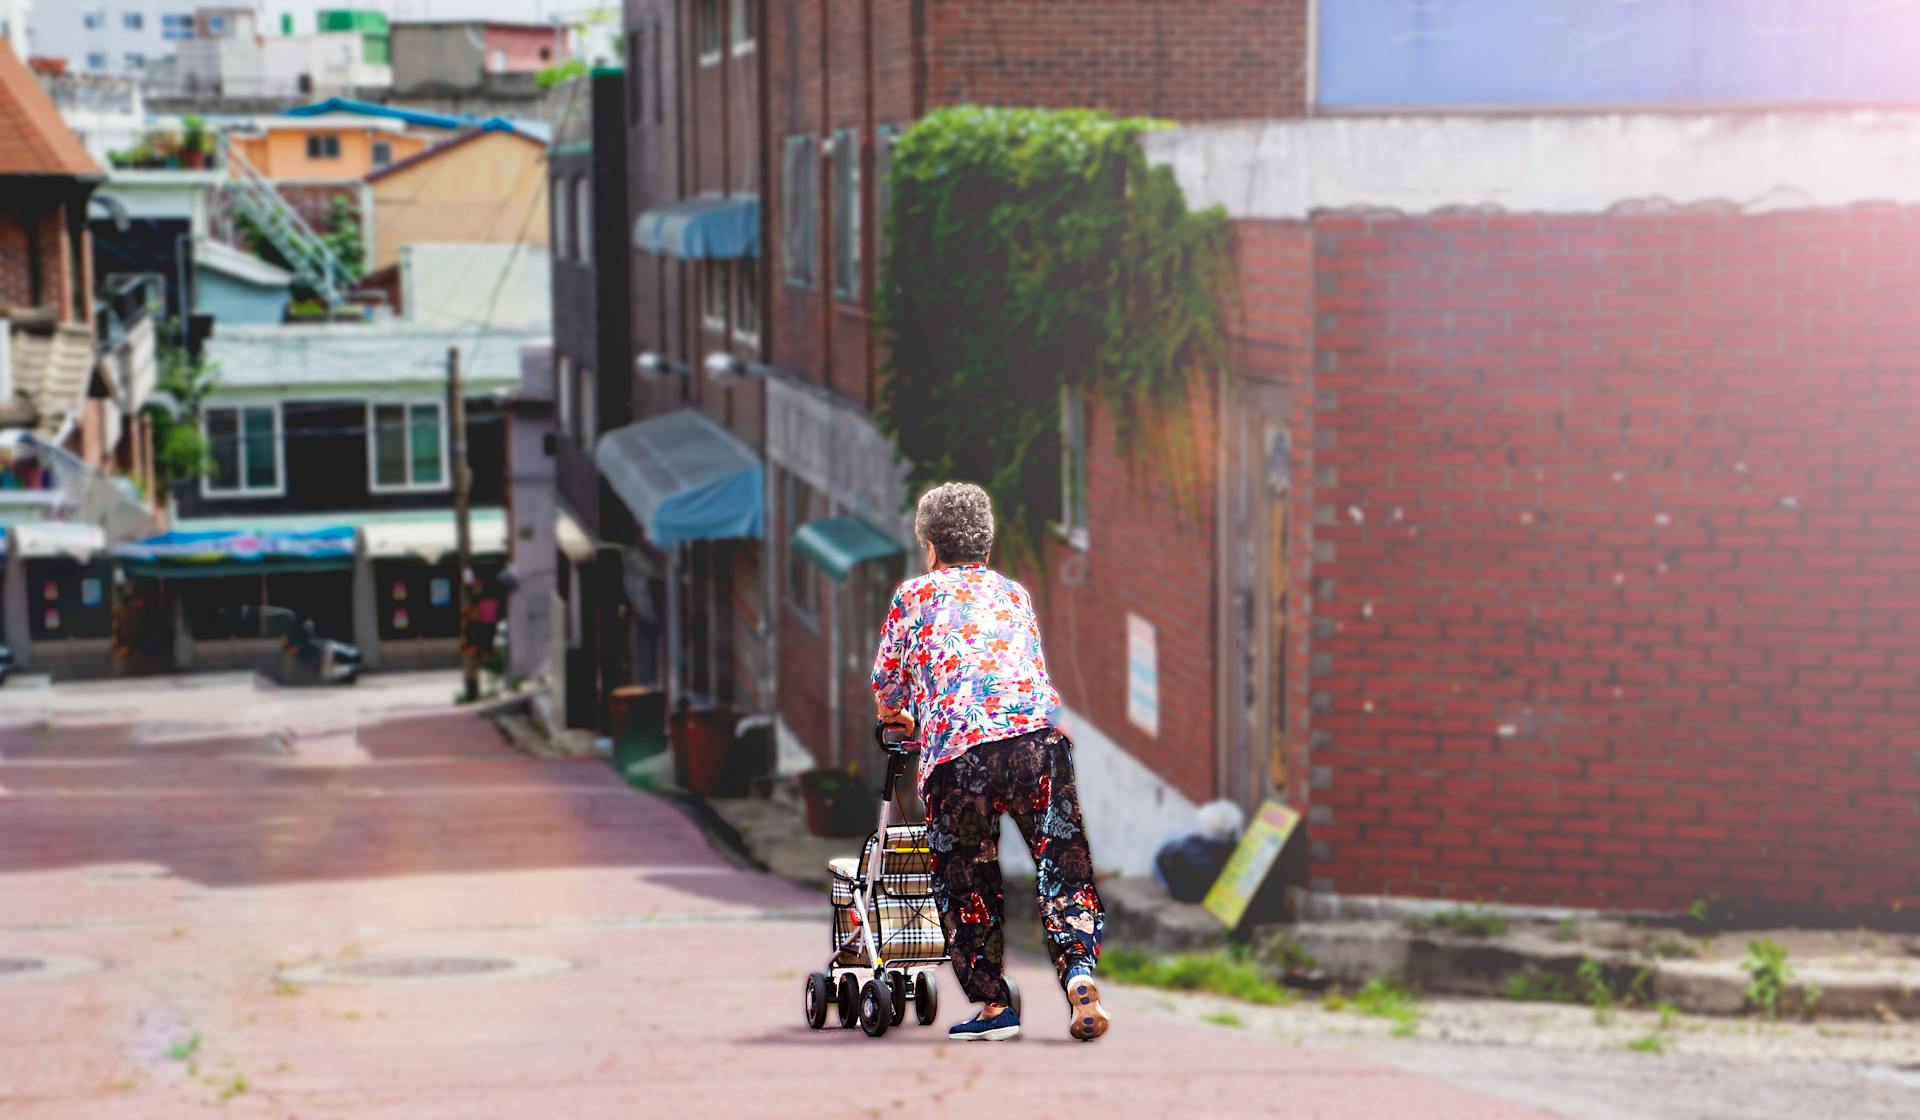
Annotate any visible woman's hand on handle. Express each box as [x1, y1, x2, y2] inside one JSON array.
[[876, 701, 916, 737]]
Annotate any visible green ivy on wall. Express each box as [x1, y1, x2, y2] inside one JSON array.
[[876, 107, 1233, 573]]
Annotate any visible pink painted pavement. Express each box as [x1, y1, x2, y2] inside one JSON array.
[[0, 675, 1559, 1119]]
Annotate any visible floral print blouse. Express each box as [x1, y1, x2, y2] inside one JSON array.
[[870, 564, 1063, 796]]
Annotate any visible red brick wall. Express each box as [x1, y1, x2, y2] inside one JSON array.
[[0, 204, 85, 322], [926, 0, 1309, 120], [1300, 206, 1920, 915]]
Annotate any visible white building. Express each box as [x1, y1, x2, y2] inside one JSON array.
[[29, 1, 238, 76], [1, 0, 30, 59]]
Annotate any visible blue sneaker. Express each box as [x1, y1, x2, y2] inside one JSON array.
[[948, 1006, 1021, 1041], [1064, 965, 1109, 1042]]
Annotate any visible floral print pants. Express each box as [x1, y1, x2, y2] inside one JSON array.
[[924, 727, 1104, 1004]]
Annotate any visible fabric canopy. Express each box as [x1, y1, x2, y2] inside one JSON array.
[[595, 410, 763, 548], [632, 195, 759, 259], [790, 515, 904, 583], [362, 511, 508, 562], [115, 525, 356, 567], [5, 521, 108, 561]]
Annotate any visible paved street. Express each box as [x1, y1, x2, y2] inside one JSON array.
[[0, 675, 1911, 1119]]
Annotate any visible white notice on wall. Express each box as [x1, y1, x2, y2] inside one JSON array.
[[1126, 613, 1159, 736]]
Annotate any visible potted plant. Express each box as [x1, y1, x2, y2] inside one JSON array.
[[180, 115, 214, 169], [799, 766, 872, 838]]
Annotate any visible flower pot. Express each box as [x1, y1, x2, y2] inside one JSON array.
[[800, 769, 872, 838], [670, 707, 737, 796]]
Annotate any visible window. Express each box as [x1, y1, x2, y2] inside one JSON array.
[[162, 13, 194, 41], [697, 0, 722, 65], [782, 135, 816, 287], [627, 30, 643, 121], [490, 48, 507, 73], [1059, 385, 1090, 546], [203, 405, 282, 497], [368, 402, 447, 492], [832, 130, 860, 302], [556, 355, 573, 436], [539, 46, 552, 61], [875, 124, 899, 292], [552, 177, 571, 259], [371, 141, 393, 166], [305, 135, 341, 160], [575, 177, 592, 264], [123, 12, 143, 29], [783, 471, 821, 617], [123, 52, 146, 70], [732, 260, 759, 344], [701, 263, 729, 333], [83, 11, 104, 30], [86, 52, 107, 70], [653, 20, 664, 123], [576, 366, 596, 447], [731, 0, 756, 54], [208, 14, 225, 33]]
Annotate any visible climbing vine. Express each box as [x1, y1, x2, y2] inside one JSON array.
[[876, 107, 1234, 573]]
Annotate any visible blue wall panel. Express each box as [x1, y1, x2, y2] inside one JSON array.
[[1319, 0, 1920, 109]]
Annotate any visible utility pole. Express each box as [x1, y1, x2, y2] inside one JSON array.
[[448, 345, 477, 703]]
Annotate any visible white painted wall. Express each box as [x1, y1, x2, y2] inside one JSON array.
[[401, 243, 551, 330], [1142, 110, 1920, 221], [31, 0, 225, 75]]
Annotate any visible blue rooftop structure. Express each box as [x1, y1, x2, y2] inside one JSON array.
[[280, 97, 551, 142]]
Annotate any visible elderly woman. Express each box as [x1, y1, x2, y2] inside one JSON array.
[[871, 482, 1108, 1043]]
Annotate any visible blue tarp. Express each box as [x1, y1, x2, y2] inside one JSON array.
[[595, 410, 763, 548], [632, 195, 759, 260], [115, 525, 356, 565]]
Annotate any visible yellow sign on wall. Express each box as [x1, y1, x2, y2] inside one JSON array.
[[1202, 800, 1302, 929]]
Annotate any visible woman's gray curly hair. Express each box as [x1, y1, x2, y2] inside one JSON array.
[[914, 482, 995, 565]]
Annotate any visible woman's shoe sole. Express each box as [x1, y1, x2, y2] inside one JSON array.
[[950, 1025, 1021, 1041], [1067, 976, 1109, 1041]]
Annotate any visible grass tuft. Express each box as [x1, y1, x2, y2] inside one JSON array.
[[166, 1033, 201, 1062], [1406, 904, 1509, 938], [1100, 947, 1295, 1006], [1200, 1010, 1245, 1029]]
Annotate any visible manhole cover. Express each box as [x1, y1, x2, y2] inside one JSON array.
[[331, 957, 513, 979], [276, 954, 572, 987], [0, 955, 106, 984]]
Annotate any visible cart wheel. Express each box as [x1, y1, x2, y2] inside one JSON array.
[[999, 975, 1022, 1021], [888, 970, 908, 1026], [804, 971, 831, 1030], [914, 972, 938, 1025], [860, 977, 893, 1038], [837, 973, 860, 1029]]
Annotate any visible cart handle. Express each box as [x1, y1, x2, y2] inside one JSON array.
[[874, 720, 918, 756]]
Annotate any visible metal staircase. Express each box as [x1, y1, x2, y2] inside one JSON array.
[[216, 135, 355, 308]]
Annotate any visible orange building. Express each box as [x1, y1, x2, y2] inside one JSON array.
[[365, 126, 548, 272], [226, 116, 431, 181]]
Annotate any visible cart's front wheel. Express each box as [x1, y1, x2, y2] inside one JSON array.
[[1000, 976, 1022, 1021], [914, 972, 938, 1025], [804, 971, 831, 1030], [836, 972, 860, 1029], [887, 970, 908, 1026], [859, 977, 893, 1038]]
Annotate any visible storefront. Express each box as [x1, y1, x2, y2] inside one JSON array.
[[356, 510, 508, 670], [2, 522, 113, 677]]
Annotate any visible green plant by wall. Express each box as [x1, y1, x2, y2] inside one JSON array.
[[236, 194, 366, 302], [876, 107, 1233, 572], [149, 320, 220, 483]]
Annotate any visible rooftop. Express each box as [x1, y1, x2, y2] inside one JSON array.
[[0, 42, 101, 178], [203, 323, 542, 394]]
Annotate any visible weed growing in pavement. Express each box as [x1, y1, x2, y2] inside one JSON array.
[[1259, 934, 1318, 972], [1625, 1033, 1668, 1054], [1644, 934, 1702, 960], [271, 978, 299, 996], [218, 1073, 249, 1101], [1504, 972, 1577, 1003], [1099, 947, 1295, 1006], [1406, 904, 1509, 938], [1577, 958, 1617, 1025], [1201, 1010, 1245, 1029], [1626, 1000, 1686, 1054], [166, 1033, 201, 1062], [1742, 939, 1794, 1019], [1352, 976, 1420, 1037], [1553, 916, 1580, 942]]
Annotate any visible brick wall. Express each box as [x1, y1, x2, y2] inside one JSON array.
[[927, 0, 1309, 120], [1300, 206, 1920, 915], [0, 204, 85, 322]]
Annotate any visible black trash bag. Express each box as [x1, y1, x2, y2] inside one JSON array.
[[1154, 833, 1237, 903]]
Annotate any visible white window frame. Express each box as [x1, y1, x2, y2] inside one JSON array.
[[556, 355, 573, 436], [701, 262, 729, 334], [832, 129, 861, 303], [782, 134, 817, 287], [365, 400, 451, 495], [1057, 384, 1090, 549], [732, 259, 759, 345], [875, 123, 899, 291], [553, 177, 571, 260], [697, 0, 723, 66], [201, 403, 286, 499], [730, 0, 757, 55], [575, 177, 592, 264]]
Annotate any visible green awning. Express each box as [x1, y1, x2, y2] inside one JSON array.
[[790, 515, 904, 583]]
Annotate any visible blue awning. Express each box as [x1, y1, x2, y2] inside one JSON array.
[[594, 410, 762, 548], [114, 525, 356, 572], [632, 195, 759, 259], [791, 516, 905, 583]]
